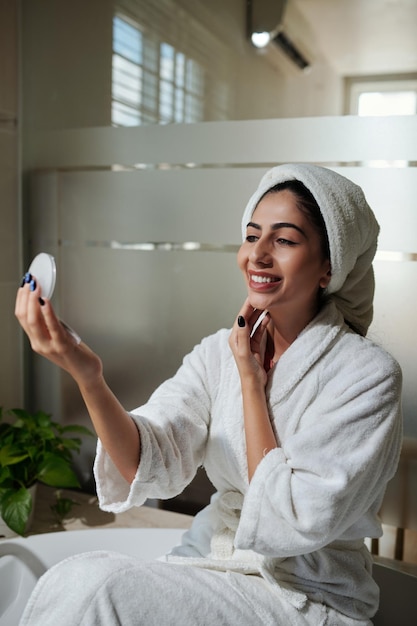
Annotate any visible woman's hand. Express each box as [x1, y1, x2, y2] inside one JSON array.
[[228, 298, 270, 388], [15, 275, 102, 388], [229, 299, 278, 481]]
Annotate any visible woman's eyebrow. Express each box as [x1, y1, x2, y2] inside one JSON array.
[[246, 221, 306, 237], [272, 222, 306, 237]]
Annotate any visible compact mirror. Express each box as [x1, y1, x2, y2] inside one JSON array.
[[27, 253, 56, 300], [26, 252, 81, 344]]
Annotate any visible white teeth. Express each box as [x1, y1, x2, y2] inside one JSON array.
[[251, 275, 277, 283]]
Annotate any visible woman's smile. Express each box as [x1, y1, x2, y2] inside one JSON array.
[[248, 271, 281, 289]]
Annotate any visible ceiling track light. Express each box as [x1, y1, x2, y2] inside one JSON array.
[[247, 0, 310, 70], [273, 29, 310, 70]]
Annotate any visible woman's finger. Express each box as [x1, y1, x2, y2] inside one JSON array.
[[25, 278, 52, 336], [40, 298, 74, 345], [15, 276, 42, 334], [231, 300, 263, 359], [15, 277, 30, 321], [235, 299, 261, 331]]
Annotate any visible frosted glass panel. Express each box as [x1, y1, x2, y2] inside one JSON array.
[[59, 247, 244, 407], [57, 169, 263, 245], [27, 115, 417, 169], [331, 167, 417, 252], [370, 261, 417, 437]]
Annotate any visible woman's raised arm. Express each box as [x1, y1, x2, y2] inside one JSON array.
[[15, 277, 140, 484]]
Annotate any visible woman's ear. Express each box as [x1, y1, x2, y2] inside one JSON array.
[[319, 266, 332, 289]]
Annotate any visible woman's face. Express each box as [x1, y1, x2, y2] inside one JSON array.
[[238, 189, 331, 318]]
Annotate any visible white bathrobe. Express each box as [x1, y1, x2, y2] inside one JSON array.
[[93, 300, 402, 622]]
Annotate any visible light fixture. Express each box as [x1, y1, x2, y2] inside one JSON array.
[[251, 31, 271, 48], [247, 0, 310, 70], [247, 0, 287, 36]]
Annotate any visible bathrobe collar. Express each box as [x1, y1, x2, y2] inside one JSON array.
[[266, 300, 343, 404]]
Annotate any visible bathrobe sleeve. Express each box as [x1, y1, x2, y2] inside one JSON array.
[[235, 339, 403, 557], [94, 332, 223, 513]]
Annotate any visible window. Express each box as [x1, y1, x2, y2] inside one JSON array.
[[347, 78, 417, 117], [358, 90, 416, 117], [112, 15, 143, 126], [346, 77, 417, 167], [159, 42, 204, 124], [112, 14, 206, 126]]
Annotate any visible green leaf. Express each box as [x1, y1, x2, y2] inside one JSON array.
[[8, 408, 29, 420], [0, 445, 29, 467], [37, 453, 80, 488], [0, 486, 12, 505], [0, 487, 32, 535], [1, 408, 93, 499], [36, 412, 53, 428], [0, 467, 12, 484]]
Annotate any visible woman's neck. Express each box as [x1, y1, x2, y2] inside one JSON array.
[[267, 304, 319, 361]]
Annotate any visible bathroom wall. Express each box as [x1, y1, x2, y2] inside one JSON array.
[[0, 0, 22, 411], [21, 0, 113, 133]]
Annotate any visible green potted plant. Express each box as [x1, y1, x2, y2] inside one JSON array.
[[0, 407, 93, 536]]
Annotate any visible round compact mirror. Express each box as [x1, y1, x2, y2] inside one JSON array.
[[27, 253, 56, 300]]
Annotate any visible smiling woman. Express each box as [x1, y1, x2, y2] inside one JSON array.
[[15, 163, 402, 625]]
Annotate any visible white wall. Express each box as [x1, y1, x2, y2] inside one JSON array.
[[21, 0, 113, 132]]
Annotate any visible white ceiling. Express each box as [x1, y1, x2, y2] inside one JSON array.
[[290, 0, 417, 76]]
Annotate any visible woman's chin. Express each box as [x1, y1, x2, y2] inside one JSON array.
[[248, 294, 272, 311]]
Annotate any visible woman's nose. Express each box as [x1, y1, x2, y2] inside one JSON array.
[[250, 239, 272, 265]]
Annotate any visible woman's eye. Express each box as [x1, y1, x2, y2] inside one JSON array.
[[246, 235, 258, 242], [277, 238, 296, 246]]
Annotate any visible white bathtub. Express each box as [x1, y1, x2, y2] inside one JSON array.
[[3, 528, 416, 626], [0, 527, 185, 626]]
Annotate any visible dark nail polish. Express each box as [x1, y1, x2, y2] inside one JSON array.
[[238, 315, 245, 328], [39, 297, 45, 306], [20, 276, 26, 287], [29, 279, 37, 292], [24, 272, 32, 283]]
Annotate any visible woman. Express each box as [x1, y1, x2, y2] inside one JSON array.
[[16, 164, 402, 625]]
